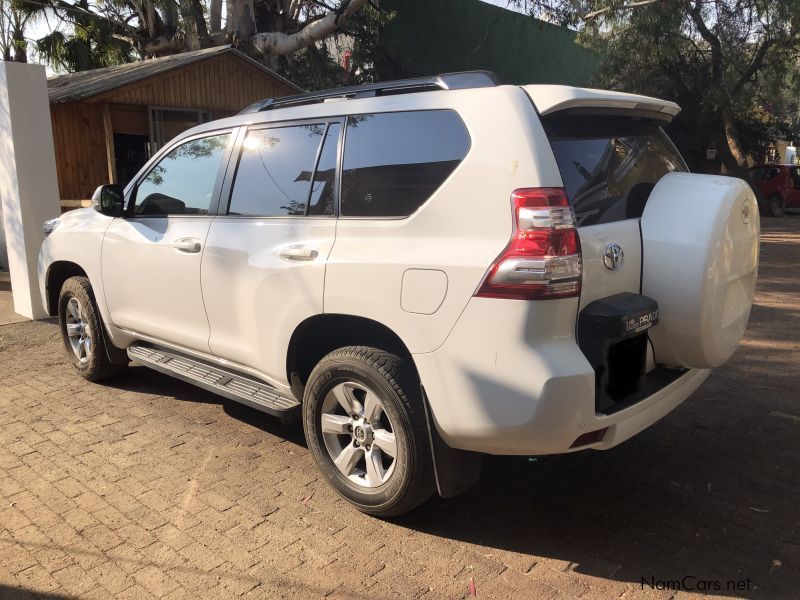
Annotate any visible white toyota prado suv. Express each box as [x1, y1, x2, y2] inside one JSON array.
[[39, 72, 760, 517]]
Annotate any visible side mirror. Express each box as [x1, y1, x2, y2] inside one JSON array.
[[91, 184, 124, 217]]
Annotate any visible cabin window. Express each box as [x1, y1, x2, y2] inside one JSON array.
[[149, 107, 210, 153]]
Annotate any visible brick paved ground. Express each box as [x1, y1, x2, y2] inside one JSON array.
[[1, 217, 798, 600], [0, 271, 26, 326]]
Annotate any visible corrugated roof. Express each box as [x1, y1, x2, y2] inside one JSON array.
[[47, 45, 303, 103]]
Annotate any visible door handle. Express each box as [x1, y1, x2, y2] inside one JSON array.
[[173, 237, 202, 253], [279, 244, 319, 261]]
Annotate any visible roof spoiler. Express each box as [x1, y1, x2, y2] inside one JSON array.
[[524, 85, 681, 121]]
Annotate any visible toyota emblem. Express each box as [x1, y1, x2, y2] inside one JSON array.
[[603, 243, 624, 271]]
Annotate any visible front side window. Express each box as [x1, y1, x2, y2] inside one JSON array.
[[341, 110, 471, 217], [228, 124, 326, 217], [133, 133, 230, 216]]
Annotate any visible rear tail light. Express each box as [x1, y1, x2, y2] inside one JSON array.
[[475, 188, 582, 300]]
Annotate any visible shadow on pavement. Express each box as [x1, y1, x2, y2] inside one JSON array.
[[0, 583, 73, 599], [105, 366, 308, 447], [83, 217, 799, 597], [391, 217, 799, 597]]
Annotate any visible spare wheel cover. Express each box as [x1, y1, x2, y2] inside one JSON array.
[[641, 172, 759, 369]]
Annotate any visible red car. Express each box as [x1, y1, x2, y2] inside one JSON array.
[[750, 164, 800, 217]]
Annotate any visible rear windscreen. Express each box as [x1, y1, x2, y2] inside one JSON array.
[[542, 115, 687, 227]]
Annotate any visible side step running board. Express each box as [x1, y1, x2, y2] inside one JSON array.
[[128, 344, 300, 421]]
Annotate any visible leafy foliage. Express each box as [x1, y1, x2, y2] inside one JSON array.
[[6, 0, 387, 90], [512, 0, 800, 171], [578, 0, 800, 170], [1, 0, 40, 61], [268, 4, 396, 90], [35, 7, 134, 71]]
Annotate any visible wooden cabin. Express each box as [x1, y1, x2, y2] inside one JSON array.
[[47, 46, 302, 210]]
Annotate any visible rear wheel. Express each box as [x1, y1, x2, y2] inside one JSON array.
[[303, 346, 435, 517], [768, 194, 786, 217], [58, 276, 127, 381]]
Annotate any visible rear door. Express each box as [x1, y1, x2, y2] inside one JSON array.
[[536, 111, 688, 311], [526, 88, 758, 375], [201, 119, 341, 382]]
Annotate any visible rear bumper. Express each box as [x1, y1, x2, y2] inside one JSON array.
[[591, 367, 709, 449], [413, 297, 710, 455]]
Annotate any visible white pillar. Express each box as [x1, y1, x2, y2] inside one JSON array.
[[0, 200, 7, 270], [0, 62, 61, 320]]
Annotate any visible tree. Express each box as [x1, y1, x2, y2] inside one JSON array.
[[554, 0, 800, 175], [21, 0, 380, 88], [0, 0, 38, 62]]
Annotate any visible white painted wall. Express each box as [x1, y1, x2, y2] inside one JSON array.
[[0, 62, 61, 319], [0, 200, 7, 270]]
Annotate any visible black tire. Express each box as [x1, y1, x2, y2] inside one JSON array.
[[768, 194, 786, 217], [303, 346, 435, 517], [58, 276, 127, 382]]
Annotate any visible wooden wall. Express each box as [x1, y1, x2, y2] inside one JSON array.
[[89, 53, 296, 111], [50, 102, 109, 203], [51, 53, 298, 204]]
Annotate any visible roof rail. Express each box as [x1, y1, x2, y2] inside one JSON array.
[[238, 70, 500, 114]]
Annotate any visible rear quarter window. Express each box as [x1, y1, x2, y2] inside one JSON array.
[[543, 115, 687, 226], [341, 110, 470, 217]]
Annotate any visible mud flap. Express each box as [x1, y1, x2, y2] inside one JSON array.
[[100, 321, 130, 365], [421, 386, 483, 498]]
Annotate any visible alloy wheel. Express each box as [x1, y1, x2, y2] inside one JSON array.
[[320, 381, 398, 488], [65, 297, 93, 364]]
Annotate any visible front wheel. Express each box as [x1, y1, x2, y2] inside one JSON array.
[[303, 346, 435, 517], [58, 276, 127, 382]]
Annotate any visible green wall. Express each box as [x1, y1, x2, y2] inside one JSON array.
[[381, 0, 599, 86]]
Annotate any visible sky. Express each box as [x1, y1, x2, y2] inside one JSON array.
[[26, 0, 525, 75]]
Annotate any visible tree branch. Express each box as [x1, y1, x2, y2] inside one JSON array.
[[687, 0, 722, 83], [190, 0, 209, 46], [732, 38, 774, 94], [584, 0, 663, 21], [252, 0, 368, 56]]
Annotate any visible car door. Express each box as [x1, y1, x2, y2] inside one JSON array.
[[787, 167, 800, 208], [526, 91, 758, 385], [536, 112, 684, 310], [102, 130, 235, 352], [528, 106, 691, 376], [201, 120, 340, 382]]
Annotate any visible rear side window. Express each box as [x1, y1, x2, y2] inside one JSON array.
[[228, 124, 326, 217], [543, 115, 688, 226], [341, 110, 470, 217]]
